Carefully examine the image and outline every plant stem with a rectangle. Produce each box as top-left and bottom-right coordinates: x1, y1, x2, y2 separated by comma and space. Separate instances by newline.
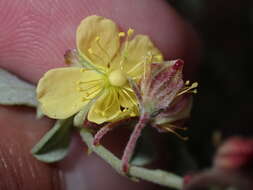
80, 128, 183, 190
122, 112, 149, 172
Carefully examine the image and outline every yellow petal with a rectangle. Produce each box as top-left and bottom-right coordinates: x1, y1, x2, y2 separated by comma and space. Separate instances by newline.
112, 35, 163, 78
76, 15, 120, 69
88, 88, 122, 124
37, 67, 102, 119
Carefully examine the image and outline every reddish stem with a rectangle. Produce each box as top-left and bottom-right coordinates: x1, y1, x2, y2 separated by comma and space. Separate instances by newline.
93, 117, 137, 146
121, 112, 150, 173
93, 123, 113, 146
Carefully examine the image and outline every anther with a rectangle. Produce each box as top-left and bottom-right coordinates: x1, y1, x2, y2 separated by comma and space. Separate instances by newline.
76, 87, 82, 92
146, 52, 153, 63
191, 82, 198, 88
95, 36, 100, 42
130, 112, 136, 117
80, 68, 85, 72
123, 108, 128, 112
76, 81, 81, 85
118, 32, 125, 37
88, 48, 93, 54
127, 28, 134, 36
154, 55, 163, 62
161, 126, 189, 141
177, 81, 198, 96
192, 89, 198, 94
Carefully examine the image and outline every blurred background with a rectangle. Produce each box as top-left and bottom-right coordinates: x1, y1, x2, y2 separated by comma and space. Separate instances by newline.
163, 0, 253, 174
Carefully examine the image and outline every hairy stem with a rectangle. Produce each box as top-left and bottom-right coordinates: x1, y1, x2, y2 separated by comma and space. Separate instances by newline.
93, 123, 113, 145
80, 128, 183, 190
93, 117, 137, 145
121, 112, 149, 172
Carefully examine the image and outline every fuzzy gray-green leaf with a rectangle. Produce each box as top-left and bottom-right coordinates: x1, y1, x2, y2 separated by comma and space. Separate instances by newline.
31, 118, 72, 163
0, 69, 37, 107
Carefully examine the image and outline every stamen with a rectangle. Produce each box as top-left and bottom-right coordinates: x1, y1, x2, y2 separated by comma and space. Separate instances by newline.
144, 52, 153, 79
124, 87, 134, 92
88, 48, 93, 54
76, 87, 82, 92
177, 82, 198, 96
77, 84, 101, 92
122, 89, 138, 107
153, 55, 163, 62
76, 79, 103, 85
191, 82, 198, 88
130, 111, 137, 117
161, 125, 188, 141
127, 53, 152, 75
127, 28, 134, 37
82, 96, 94, 101
127, 60, 144, 74
81, 86, 102, 101
165, 124, 188, 131
119, 28, 135, 70
95, 36, 100, 42
76, 78, 103, 100
118, 32, 126, 37
82, 97, 88, 101
185, 80, 190, 85
88, 47, 107, 65
94, 36, 111, 68
101, 89, 115, 116
87, 85, 101, 95
88, 86, 101, 96
131, 76, 142, 80
76, 81, 81, 85
191, 89, 198, 94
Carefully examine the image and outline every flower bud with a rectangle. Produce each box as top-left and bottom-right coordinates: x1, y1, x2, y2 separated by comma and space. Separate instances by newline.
214, 137, 253, 171
130, 59, 196, 135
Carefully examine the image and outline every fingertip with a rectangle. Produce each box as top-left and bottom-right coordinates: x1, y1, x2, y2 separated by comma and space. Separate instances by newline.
0, 0, 201, 82
0, 106, 61, 190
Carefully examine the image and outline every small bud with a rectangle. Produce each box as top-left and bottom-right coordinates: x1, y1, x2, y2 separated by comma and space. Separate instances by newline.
214, 137, 253, 171
64, 49, 79, 65
131, 59, 195, 127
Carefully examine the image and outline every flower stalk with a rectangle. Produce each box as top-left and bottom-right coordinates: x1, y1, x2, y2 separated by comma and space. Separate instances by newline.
122, 112, 150, 172
80, 128, 183, 189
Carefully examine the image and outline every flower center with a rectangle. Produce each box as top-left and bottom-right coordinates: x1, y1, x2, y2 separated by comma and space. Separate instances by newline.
108, 70, 127, 87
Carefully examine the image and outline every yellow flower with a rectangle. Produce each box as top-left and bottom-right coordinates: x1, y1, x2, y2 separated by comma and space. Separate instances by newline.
37, 15, 163, 124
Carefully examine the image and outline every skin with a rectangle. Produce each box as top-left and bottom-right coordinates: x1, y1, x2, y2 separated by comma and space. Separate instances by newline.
0, 0, 201, 189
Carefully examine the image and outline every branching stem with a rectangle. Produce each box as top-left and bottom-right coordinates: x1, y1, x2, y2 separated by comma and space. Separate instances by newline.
80, 128, 183, 190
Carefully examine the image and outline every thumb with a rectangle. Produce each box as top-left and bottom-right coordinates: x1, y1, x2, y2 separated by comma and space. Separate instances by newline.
0, 0, 201, 190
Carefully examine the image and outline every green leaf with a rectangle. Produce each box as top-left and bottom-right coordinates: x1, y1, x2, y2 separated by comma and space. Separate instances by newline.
130, 127, 156, 166
31, 118, 72, 163
0, 69, 37, 107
